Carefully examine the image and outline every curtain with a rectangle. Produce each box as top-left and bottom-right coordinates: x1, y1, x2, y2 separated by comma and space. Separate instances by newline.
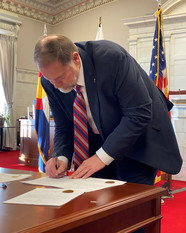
0, 34, 16, 149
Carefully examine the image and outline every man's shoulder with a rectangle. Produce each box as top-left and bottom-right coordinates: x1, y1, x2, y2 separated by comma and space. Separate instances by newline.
75, 40, 121, 48
76, 40, 128, 60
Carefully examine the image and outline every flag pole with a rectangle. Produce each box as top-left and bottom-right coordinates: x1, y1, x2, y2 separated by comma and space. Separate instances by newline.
95, 16, 104, 40
43, 23, 47, 36
156, 7, 161, 87
161, 10, 168, 98
160, 7, 172, 195
151, 2, 172, 195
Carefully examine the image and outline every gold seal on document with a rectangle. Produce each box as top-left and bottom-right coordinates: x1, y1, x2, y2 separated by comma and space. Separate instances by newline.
105, 181, 115, 184
62, 190, 74, 193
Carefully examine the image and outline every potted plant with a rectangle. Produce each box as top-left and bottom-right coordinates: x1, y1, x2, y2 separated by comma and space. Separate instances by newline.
0, 114, 10, 127
0, 114, 5, 127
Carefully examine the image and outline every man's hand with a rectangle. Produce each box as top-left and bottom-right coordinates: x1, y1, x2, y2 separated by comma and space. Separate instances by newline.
70, 154, 106, 179
45, 157, 67, 178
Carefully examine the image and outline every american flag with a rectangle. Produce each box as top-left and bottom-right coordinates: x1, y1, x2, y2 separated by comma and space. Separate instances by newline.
149, 7, 169, 98
150, 7, 171, 184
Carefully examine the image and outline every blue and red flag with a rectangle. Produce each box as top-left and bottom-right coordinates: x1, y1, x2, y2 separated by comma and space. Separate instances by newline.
149, 7, 169, 99
35, 71, 50, 172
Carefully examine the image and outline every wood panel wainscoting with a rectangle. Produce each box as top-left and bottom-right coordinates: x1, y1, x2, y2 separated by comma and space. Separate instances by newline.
19, 119, 54, 167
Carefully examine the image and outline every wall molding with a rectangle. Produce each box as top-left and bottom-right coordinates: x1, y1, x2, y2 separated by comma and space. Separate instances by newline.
16, 68, 38, 84
0, 9, 22, 37
0, 0, 115, 25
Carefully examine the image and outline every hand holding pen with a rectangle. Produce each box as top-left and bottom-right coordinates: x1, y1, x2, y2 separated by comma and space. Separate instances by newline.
45, 155, 68, 178
55, 156, 59, 178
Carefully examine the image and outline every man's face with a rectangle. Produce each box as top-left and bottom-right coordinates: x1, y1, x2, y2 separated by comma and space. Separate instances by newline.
39, 52, 80, 93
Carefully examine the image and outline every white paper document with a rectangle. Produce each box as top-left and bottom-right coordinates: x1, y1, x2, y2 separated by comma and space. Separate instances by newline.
22, 176, 125, 192
0, 173, 31, 183
4, 188, 84, 206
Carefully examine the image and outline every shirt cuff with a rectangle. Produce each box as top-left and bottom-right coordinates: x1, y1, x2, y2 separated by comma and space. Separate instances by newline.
96, 147, 114, 165
57, 156, 69, 168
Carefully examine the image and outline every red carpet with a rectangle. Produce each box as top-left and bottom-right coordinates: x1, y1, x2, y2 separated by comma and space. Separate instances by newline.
0, 150, 38, 172
0, 150, 186, 232
162, 191, 186, 233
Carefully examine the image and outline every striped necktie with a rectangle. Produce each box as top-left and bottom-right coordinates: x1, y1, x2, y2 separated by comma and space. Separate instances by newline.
73, 85, 89, 170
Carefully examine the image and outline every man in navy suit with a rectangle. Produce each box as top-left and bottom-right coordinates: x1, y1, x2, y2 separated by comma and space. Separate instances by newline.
34, 35, 182, 185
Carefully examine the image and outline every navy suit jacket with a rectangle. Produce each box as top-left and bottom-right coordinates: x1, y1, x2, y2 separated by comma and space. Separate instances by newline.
41, 40, 182, 175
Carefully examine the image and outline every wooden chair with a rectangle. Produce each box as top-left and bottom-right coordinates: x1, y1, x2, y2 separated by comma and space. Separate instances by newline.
155, 171, 172, 196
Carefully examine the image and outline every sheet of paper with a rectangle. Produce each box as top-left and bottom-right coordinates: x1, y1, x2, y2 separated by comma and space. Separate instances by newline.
22, 176, 125, 192
3, 188, 84, 206
0, 173, 31, 183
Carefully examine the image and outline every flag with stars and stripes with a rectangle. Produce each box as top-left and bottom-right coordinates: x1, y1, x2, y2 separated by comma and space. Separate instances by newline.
149, 7, 169, 99
150, 7, 171, 185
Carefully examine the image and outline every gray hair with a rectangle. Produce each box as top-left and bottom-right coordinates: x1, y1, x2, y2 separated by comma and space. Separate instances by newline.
34, 34, 78, 67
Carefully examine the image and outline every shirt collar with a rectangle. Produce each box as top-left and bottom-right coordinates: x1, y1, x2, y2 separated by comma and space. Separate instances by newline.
76, 57, 85, 87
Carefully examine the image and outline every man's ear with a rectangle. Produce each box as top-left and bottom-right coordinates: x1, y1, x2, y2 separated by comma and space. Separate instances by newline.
72, 52, 80, 64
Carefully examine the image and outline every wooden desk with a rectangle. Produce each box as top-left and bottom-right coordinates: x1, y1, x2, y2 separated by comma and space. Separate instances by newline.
0, 168, 166, 233
19, 119, 55, 166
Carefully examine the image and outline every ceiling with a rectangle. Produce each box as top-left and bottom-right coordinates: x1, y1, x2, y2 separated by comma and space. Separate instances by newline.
0, 0, 115, 24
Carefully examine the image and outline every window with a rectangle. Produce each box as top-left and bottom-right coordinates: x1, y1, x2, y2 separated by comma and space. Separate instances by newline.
0, 79, 6, 115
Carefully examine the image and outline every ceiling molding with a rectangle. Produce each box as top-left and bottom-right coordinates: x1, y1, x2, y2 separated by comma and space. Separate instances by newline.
0, 9, 22, 37
0, 0, 115, 25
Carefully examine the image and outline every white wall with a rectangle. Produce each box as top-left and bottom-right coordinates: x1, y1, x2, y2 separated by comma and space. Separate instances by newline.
17, 17, 53, 70
54, 0, 167, 49
15, 17, 53, 119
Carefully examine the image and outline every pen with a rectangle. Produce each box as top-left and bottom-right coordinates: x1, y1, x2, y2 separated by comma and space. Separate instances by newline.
55, 156, 59, 178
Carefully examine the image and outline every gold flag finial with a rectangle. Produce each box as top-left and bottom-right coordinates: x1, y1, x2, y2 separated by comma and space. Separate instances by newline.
99, 17, 102, 27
